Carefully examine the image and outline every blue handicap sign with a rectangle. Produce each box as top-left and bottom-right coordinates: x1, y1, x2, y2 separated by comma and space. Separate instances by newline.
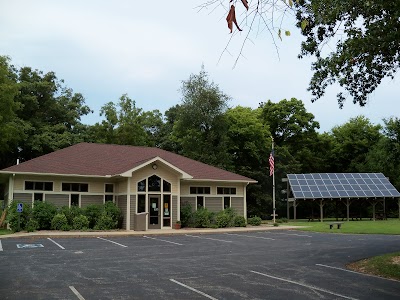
17, 203, 23, 213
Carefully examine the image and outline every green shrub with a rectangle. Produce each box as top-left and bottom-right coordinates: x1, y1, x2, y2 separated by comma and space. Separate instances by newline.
32, 201, 57, 230
247, 216, 262, 226
84, 204, 103, 228
223, 207, 237, 227
51, 213, 69, 231
72, 214, 89, 230
273, 222, 279, 227
94, 214, 115, 230
193, 207, 213, 228
26, 218, 39, 232
103, 202, 123, 229
234, 215, 247, 227
215, 211, 230, 228
280, 218, 288, 223
180, 202, 194, 228
59, 205, 82, 226
6, 201, 32, 232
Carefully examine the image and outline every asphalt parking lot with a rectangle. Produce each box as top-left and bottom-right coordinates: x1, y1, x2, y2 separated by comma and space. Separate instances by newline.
1, 230, 399, 299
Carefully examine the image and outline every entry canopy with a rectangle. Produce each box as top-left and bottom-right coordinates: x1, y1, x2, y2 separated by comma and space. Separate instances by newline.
287, 173, 400, 200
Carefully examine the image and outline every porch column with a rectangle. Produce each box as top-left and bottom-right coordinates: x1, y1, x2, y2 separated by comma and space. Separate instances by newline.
126, 178, 131, 230
8, 175, 14, 205
293, 200, 297, 222
243, 183, 247, 220
372, 201, 376, 221
177, 179, 181, 222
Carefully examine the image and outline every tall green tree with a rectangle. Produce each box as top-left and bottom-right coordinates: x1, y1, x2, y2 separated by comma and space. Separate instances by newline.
171, 67, 232, 169
0, 56, 21, 163
14, 67, 92, 163
330, 116, 382, 172
91, 94, 163, 146
365, 117, 400, 189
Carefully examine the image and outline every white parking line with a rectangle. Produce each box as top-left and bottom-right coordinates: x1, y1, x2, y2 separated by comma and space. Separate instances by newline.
315, 264, 399, 282
97, 237, 128, 248
170, 279, 218, 300
143, 236, 183, 246
225, 233, 275, 240
47, 238, 65, 250
265, 232, 313, 237
69, 286, 85, 300
250, 270, 358, 300
0, 240, 2, 251
185, 234, 232, 243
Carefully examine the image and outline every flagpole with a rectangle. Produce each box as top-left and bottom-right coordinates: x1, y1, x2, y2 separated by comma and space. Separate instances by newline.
271, 137, 276, 224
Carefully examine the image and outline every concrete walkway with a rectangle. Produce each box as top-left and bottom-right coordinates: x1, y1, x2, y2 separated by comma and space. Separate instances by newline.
0, 225, 305, 239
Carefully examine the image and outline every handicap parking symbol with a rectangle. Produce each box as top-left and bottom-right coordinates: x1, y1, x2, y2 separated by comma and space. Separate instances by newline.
17, 203, 23, 213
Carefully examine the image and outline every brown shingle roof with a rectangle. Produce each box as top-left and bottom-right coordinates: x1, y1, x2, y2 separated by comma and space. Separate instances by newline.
1, 143, 256, 182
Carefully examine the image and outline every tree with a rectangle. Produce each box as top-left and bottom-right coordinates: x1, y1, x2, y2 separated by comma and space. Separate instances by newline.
203, 0, 400, 107
171, 67, 232, 169
91, 94, 163, 146
13, 67, 92, 163
365, 117, 400, 189
0, 56, 21, 161
330, 116, 382, 172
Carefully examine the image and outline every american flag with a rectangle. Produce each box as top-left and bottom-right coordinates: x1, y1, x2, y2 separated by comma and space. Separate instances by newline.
269, 149, 274, 176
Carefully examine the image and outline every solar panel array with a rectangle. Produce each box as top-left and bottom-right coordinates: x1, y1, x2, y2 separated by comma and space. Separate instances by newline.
287, 173, 400, 199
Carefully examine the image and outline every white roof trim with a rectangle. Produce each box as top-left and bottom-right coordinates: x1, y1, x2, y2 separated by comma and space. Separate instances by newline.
120, 156, 193, 179
0, 171, 111, 178
182, 178, 258, 184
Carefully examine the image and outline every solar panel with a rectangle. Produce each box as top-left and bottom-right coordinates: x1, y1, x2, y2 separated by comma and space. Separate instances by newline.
287, 173, 400, 199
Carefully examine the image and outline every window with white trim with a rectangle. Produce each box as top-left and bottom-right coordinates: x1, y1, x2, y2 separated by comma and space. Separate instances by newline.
190, 187, 210, 194
197, 196, 204, 208
25, 181, 53, 191
217, 187, 236, 195
224, 197, 231, 209
62, 183, 88, 192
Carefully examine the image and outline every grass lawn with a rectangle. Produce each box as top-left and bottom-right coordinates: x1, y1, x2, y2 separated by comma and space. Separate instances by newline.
347, 252, 400, 281
0, 228, 12, 235
284, 219, 400, 234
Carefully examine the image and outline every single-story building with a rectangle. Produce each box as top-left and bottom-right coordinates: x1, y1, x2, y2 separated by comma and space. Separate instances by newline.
0, 143, 256, 230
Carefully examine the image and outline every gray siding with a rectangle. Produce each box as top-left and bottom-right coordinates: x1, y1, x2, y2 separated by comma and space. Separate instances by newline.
205, 197, 222, 213
172, 195, 178, 224
13, 193, 32, 206
46, 194, 69, 207
231, 197, 244, 216
130, 195, 136, 230
81, 195, 103, 208
117, 195, 127, 229
181, 197, 195, 210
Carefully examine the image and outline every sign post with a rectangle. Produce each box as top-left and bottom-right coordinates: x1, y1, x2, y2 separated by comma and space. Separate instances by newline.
17, 203, 23, 231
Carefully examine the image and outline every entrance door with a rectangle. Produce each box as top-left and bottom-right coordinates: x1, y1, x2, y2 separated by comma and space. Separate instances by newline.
148, 195, 161, 229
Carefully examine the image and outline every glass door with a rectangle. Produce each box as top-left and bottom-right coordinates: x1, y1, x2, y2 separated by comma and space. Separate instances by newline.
148, 195, 161, 229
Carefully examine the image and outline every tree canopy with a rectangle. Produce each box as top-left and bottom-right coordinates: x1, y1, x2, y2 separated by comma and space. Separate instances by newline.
204, 0, 400, 107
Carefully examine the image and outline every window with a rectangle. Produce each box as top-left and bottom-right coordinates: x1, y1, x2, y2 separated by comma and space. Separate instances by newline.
224, 197, 230, 209
197, 196, 204, 208
138, 179, 146, 192
190, 187, 211, 194
62, 183, 89, 192
148, 175, 161, 192
105, 195, 114, 202
105, 184, 114, 193
163, 195, 171, 227
34, 193, 43, 201
217, 187, 236, 195
71, 194, 79, 206
163, 180, 171, 192
25, 181, 53, 191
137, 194, 146, 213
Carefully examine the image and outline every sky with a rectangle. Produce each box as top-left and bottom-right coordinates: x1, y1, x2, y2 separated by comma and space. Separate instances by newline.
1, 0, 399, 133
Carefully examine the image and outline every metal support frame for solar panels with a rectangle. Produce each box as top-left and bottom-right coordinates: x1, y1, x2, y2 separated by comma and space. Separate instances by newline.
285, 173, 400, 222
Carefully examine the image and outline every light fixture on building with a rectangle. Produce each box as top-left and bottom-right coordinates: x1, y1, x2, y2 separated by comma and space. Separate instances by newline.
152, 164, 158, 170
